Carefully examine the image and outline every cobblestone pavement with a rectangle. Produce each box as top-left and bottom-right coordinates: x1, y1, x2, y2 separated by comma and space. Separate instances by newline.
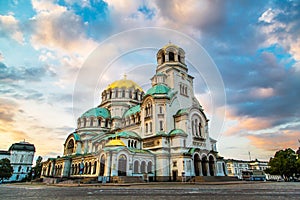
0, 182, 299, 200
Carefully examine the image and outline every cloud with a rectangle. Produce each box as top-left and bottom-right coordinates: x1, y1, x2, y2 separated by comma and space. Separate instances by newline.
0, 98, 30, 148
30, 0, 97, 57
258, 1, 300, 61
0, 14, 24, 44
0, 61, 54, 82
223, 108, 272, 136
0, 52, 4, 61
246, 130, 300, 152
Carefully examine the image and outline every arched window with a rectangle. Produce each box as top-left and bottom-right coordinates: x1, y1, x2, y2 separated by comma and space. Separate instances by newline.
129, 91, 132, 98
122, 90, 125, 98
84, 163, 88, 174
90, 118, 93, 127
147, 161, 152, 173
18, 165, 22, 172
98, 118, 101, 127
128, 140, 131, 147
93, 161, 97, 174
199, 122, 202, 137
195, 119, 198, 136
145, 123, 148, 133
133, 160, 139, 173
150, 122, 152, 132
109, 90, 112, 99
88, 162, 92, 174
83, 118, 86, 127
192, 121, 194, 135
115, 90, 118, 98
66, 139, 74, 154
169, 52, 174, 61
134, 141, 137, 148
159, 120, 163, 131
131, 140, 134, 148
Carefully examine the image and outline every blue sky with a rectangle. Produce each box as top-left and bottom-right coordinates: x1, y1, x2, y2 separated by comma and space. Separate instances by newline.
0, 0, 300, 161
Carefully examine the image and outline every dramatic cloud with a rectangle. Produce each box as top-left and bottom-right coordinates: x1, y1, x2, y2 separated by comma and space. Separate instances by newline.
30, 0, 97, 56
1, 0, 300, 160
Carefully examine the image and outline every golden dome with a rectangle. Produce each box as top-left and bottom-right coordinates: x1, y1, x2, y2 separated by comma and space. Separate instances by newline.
106, 75, 143, 91
105, 139, 126, 147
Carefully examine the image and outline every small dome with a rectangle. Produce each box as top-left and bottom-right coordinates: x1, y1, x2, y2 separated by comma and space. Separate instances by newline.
105, 139, 126, 147
81, 107, 110, 119
162, 43, 179, 50
146, 84, 170, 95
106, 76, 143, 91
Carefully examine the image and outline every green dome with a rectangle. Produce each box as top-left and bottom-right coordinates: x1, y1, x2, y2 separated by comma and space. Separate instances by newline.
146, 84, 170, 96
124, 105, 140, 117
81, 107, 110, 119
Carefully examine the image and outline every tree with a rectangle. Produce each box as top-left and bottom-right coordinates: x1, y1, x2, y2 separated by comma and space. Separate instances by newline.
0, 158, 13, 182
268, 148, 298, 180
32, 156, 43, 179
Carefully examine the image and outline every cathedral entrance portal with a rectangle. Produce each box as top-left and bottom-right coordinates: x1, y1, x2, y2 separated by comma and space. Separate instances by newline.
202, 156, 208, 176
194, 154, 201, 176
118, 155, 127, 176
172, 170, 178, 181
100, 155, 105, 176
209, 156, 215, 176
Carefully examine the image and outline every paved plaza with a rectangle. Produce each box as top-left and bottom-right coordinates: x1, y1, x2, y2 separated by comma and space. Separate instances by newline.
0, 182, 299, 200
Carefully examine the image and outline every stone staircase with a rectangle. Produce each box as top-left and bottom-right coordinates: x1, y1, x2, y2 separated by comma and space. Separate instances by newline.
111, 176, 144, 183
194, 176, 239, 182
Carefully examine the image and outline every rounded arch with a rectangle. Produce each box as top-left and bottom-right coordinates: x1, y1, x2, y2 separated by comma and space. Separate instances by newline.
147, 161, 152, 173
118, 154, 127, 176
66, 139, 75, 155
99, 154, 105, 176
133, 160, 139, 173
193, 153, 201, 176
201, 155, 208, 176
141, 160, 146, 174
208, 155, 216, 176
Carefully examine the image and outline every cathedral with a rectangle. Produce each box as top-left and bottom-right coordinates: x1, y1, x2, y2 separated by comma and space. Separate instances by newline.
41, 43, 227, 182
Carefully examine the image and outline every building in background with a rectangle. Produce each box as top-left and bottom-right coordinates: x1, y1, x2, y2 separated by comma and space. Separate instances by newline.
0, 141, 35, 182
225, 159, 269, 179
42, 43, 227, 183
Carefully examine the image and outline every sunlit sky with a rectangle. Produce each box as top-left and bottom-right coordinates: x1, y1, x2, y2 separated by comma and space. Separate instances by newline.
0, 0, 299, 162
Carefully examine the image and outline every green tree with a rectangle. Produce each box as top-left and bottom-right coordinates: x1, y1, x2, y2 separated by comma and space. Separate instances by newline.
268, 148, 297, 180
0, 158, 13, 182
33, 156, 43, 179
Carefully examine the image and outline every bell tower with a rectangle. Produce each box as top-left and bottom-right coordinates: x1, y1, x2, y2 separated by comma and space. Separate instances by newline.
151, 43, 198, 109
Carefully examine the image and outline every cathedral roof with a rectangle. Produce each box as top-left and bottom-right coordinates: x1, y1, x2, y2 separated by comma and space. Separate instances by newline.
106, 76, 143, 91
161, 43, 180, 51
169, 129, 188, 137
117, 131, 141, 139
124, 105, 140, 117
146, 84, 170, 96
81, 107, 110, 119
105, 139, 126, 147
73, 133, 81, 141
9, 142, 35, 152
